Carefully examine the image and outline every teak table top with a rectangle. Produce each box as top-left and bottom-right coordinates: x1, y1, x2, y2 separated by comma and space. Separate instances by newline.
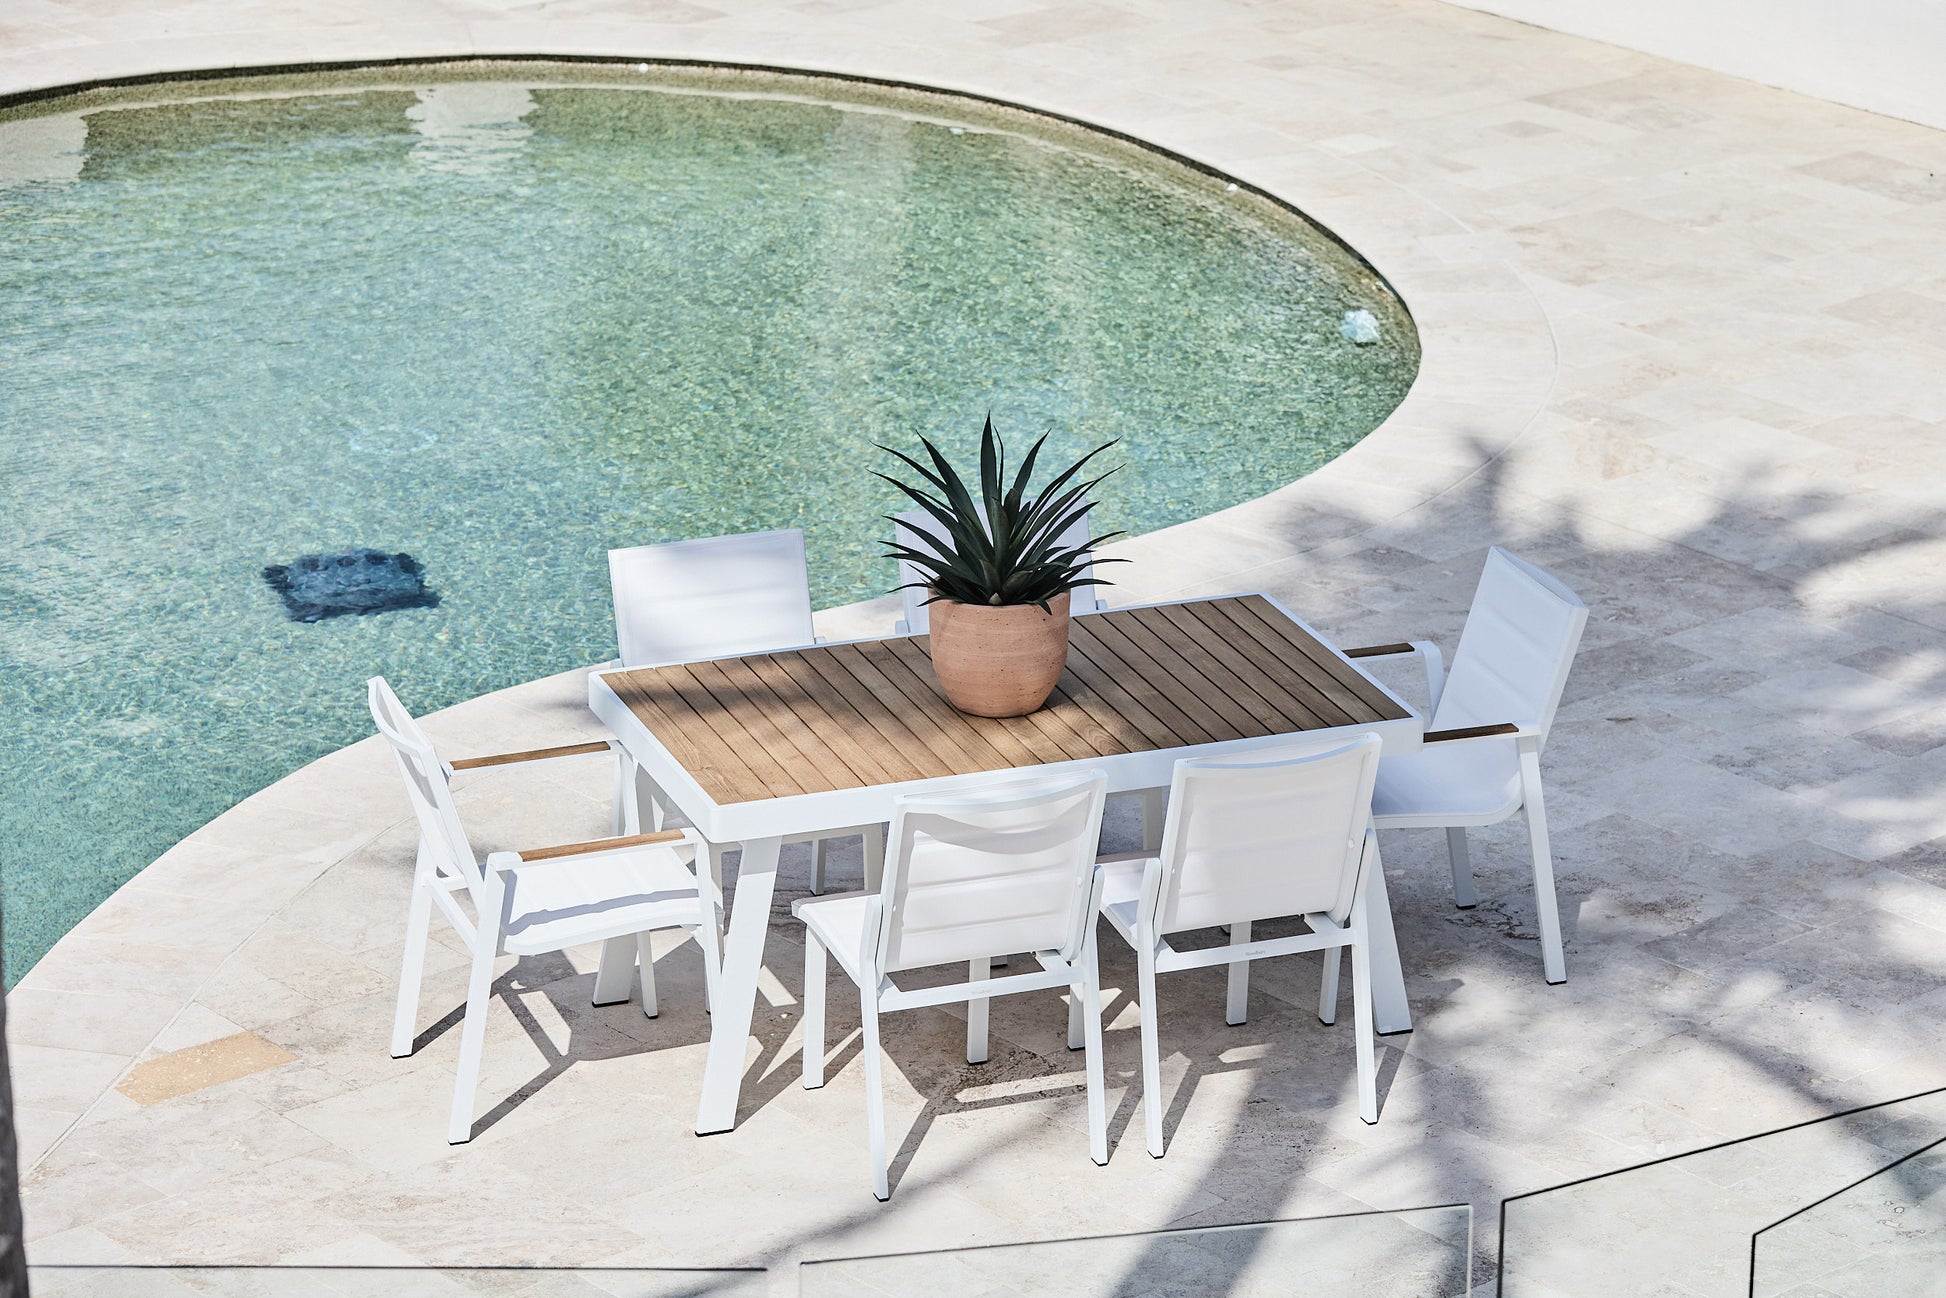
604, 595, 1410, 807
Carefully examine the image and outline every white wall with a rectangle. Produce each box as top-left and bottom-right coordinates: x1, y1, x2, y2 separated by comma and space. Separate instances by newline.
1445, 0, 1946, 131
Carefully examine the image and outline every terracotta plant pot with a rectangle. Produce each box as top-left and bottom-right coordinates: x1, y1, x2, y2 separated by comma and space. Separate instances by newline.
926, 590, 1072, 718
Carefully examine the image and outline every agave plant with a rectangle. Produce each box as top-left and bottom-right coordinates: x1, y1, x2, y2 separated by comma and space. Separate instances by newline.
878, 414, 1124, 611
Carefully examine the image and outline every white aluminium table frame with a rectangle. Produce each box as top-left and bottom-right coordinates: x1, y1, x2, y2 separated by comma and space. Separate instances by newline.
589, 593, 1425, 1135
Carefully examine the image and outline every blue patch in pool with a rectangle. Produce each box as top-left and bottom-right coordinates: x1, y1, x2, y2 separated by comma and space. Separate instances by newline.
262, 549, 439, 622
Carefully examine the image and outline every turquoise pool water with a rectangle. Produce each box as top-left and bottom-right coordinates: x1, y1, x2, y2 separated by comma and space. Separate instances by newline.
0, 64, 1418, 980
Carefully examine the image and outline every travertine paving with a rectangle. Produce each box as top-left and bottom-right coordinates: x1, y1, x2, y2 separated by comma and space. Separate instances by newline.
6, 2, 1946, 1294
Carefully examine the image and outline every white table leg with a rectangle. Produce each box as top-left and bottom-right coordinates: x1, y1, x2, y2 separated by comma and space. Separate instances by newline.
1364, 846, 1413, 1036
695, 835, 782, 1135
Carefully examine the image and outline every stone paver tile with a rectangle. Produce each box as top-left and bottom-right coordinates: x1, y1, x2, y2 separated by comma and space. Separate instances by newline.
1806, 745, 1946, 861
7, 1045, 132, 1117
1576, 755, 1825, 857
4, 987, 182, 1058
19, 1148, 170, 1244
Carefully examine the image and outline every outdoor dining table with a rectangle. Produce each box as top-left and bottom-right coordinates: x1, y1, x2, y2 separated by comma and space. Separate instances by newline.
589, 592, 1425, 1135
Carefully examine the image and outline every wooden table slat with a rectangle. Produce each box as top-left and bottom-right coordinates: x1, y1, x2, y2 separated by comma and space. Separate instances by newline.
880, 638, 1061, 768
685, 658, 843, 796
832, 642, 1010, 777
868, 639, 1037, 771
900, 636, 1121, 765
1233, 595, 1409, 720
1042, 648, 1185, 752
759, 651, 916, 787
606, 598, 1407, 805
1123, 604, 1294, 735
1203, 598, 1364, 725
657, 663, 813, 800
1034, 682, 1138, 757
708, 655, 864, 793
791, 649, 948, 785
609, 672, 777, 805
1064, 622, 1220, 747
1075, 616, 1234, 743
1011, 681, 1129, 761
1151, 600, 1331, 731
1177, 600, 1340, 729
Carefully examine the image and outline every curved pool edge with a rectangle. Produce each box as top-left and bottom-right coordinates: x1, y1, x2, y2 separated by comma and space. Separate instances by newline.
3, 33, 1556, 1172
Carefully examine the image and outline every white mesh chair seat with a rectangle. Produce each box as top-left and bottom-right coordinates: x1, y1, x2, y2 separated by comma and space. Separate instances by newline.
1370, 738, 1522, 825
1095, 855, 1146, 933
794, 770, 1110, 1199
791, 892, 872, 983
500, 848, 704, 956
1356, 547, 1587, 984
1098, 734, 1387, 1157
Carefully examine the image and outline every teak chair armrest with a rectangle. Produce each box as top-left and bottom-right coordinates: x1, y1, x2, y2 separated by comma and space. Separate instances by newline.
1422, 722, 1522, 743
499, 829, 692, 864
447, 740, 616, 771
1342, 642, 1416, 659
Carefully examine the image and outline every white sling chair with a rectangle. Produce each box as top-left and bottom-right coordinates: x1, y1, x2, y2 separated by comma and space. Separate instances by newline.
608, 526, 886, 900
371, 677, 715, 1144
891, 507, 1110, 636
794, 770, 1111, 1200
1345, 547, 1588, 984
1097, 734, 1386, 1156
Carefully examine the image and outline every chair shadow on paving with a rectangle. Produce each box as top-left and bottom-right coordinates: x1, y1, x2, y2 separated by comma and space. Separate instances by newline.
408, 946, 720, 1143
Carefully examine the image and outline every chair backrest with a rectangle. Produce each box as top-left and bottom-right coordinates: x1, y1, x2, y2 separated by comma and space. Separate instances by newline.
367, 677, 484, 906
1430, 547, 1588, 745
1151, 734, 1382, 935
609, 528, 817, 668
893, 507, 1102, 635
874, 770, 1108, 975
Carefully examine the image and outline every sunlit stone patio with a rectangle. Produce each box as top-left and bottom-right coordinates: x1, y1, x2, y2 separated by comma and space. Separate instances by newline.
6, 1, 1945, 1293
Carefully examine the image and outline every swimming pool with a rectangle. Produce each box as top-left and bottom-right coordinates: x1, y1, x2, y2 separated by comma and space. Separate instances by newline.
0, 62, 1418, 980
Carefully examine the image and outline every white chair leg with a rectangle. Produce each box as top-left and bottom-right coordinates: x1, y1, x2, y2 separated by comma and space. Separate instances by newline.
1225, 920, 1252, 1026
1067, 986, 1084, 1050
811, 838, 827, 895
391, 855, 434, 1058
862, 824, 886, 893
1520, 749, 1567, 985
967, 957, 990, 1065
592, 935, 636, 1006
801, 933, 827, 1089
1079, 945, 1108, 1167
1140, 787, 1167, 852
635, 931, 659, 1018
860, 987, 889, 1200
1350, 930, 1378, 1125
448, 941, 497, 1144
1137, 942, 1165, 1158
1446, 827, 1477, 909
611, 754, 631, 835
1317, 946, 1342, 1026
